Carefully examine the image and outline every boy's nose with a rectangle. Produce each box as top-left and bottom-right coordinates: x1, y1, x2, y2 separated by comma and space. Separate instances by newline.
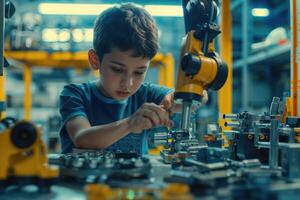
121, 75, 134, 89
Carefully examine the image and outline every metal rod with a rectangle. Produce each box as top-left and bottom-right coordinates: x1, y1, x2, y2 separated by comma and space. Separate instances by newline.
224, 121, 240, 128
255, 122, 271, 129
269, 118, 279, 168
202, 0, 214, 55
181, 101, 192, 131
291, 0, 298, 116
223, 114, 238, 120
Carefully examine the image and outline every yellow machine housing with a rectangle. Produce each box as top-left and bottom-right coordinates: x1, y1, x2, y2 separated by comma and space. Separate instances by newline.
175, 30, 227, 102
174, 0, 228, 103
0, 119, 58, 188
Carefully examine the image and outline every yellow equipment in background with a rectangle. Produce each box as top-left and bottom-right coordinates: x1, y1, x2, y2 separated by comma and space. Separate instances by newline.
0, 118, 59, 190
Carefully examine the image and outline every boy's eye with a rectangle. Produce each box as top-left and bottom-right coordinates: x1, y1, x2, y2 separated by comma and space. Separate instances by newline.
134, 71, 145, 76
111, 67, 123, 73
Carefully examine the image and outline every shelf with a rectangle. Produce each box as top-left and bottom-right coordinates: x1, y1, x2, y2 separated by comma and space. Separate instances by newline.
233, 42, 290, 70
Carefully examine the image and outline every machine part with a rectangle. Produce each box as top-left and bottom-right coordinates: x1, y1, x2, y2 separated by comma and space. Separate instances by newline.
52, 151, 152, 187
0, 119, 58, 190
223, 111, 259, 132
204, 124, 223, 148
223, 109, 279, 162
196, 147, 229, 163
1, 1, 15, 75
0, 117, 16, 130
286, 116, 300, 128
174, 0, 228, 130
4, 1, 15, 19
181, 100, 192, 131
281, 143, 300, 180
270, 97, 281, 116
269, 118, 279, 168
10, 121, 37, 148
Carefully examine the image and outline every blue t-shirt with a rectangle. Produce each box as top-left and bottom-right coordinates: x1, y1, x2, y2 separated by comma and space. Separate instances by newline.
59, 80, 172, 155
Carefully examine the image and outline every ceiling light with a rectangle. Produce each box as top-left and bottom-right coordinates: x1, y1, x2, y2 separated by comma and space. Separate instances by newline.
144, 5, 183, 17
252, 8, 270, 17
38, 3, 183, 17
38, 3, 114, 15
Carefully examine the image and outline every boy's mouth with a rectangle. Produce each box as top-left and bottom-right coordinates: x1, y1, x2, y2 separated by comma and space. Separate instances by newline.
116, 91, 130, 98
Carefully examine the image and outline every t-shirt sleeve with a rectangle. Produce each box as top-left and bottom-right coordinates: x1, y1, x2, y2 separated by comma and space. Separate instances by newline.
145, 83, 174, 105
59, 84, 88, 125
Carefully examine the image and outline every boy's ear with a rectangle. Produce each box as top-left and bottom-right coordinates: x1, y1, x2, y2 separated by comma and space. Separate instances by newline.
88, 49, 100, 70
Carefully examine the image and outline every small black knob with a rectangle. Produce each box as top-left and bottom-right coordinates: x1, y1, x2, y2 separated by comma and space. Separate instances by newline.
10, 122, 37, 148
181, 53, 201, 77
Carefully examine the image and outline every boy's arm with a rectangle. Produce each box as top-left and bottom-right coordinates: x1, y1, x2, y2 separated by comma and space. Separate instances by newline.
66, 116, 131, 149
66, 103, 172, 149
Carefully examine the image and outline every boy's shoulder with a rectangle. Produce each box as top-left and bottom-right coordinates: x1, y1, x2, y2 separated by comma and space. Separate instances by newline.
138, 82, 172, 92
136, 82, 160, 94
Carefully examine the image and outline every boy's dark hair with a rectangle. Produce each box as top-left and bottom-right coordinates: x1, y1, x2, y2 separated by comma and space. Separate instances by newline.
93, 3, 159, 61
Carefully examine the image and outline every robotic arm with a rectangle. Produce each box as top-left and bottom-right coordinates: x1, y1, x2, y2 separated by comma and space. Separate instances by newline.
174, 0, 228, 131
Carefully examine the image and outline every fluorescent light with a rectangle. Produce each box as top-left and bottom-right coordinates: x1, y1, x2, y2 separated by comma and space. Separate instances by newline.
252, 8, 270, 17
144, 5, 183, 17
42, 28, 58, 42
84, 29, 93, 42
72, 29, 84, 42
58, 29, 70, 42
38, 3, 114, 15
38, 3, 183, 17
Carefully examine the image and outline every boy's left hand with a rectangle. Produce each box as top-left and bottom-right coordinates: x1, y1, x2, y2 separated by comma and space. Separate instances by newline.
160, 90, 208, 115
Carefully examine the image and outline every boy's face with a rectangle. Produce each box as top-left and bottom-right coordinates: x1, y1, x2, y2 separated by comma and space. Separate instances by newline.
98, 48, 150, 100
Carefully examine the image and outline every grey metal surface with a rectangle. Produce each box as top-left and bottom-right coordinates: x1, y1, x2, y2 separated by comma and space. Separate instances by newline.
181, 101, 192, 131
269, 118, 279, 168
233, 43, 290, 69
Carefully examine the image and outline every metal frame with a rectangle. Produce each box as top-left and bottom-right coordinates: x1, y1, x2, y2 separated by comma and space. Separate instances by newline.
0, 0, 5, 119
241, 0, 250, 110
291, 0, 299, 116
219, 0, 233, 133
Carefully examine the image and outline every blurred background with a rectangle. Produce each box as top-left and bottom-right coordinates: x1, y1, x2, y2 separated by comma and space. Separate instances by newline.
2, 0, 291, 152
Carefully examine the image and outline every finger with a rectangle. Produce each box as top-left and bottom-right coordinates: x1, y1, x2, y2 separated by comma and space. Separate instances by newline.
145, 103, 170, 124
202, 90, 208, 105
142, 109, 161, 127
142, 118, 153, 130
168, 120, 174, 128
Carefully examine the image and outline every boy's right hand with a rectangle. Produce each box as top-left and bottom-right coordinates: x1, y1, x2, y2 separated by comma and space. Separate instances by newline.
127, 103, 173, 134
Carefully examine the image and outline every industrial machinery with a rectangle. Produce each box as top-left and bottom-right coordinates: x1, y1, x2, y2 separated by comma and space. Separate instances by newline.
0, 117, 59, 191
49, 152, 153, 187
224, 96, 299, 164
159, 0, 228, 163
174, 0, 228, 132
157, 0, 228, 164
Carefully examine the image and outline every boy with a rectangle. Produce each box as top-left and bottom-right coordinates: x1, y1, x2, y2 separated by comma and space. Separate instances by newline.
59, 3, 206, 154
59, 3, 174, 155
